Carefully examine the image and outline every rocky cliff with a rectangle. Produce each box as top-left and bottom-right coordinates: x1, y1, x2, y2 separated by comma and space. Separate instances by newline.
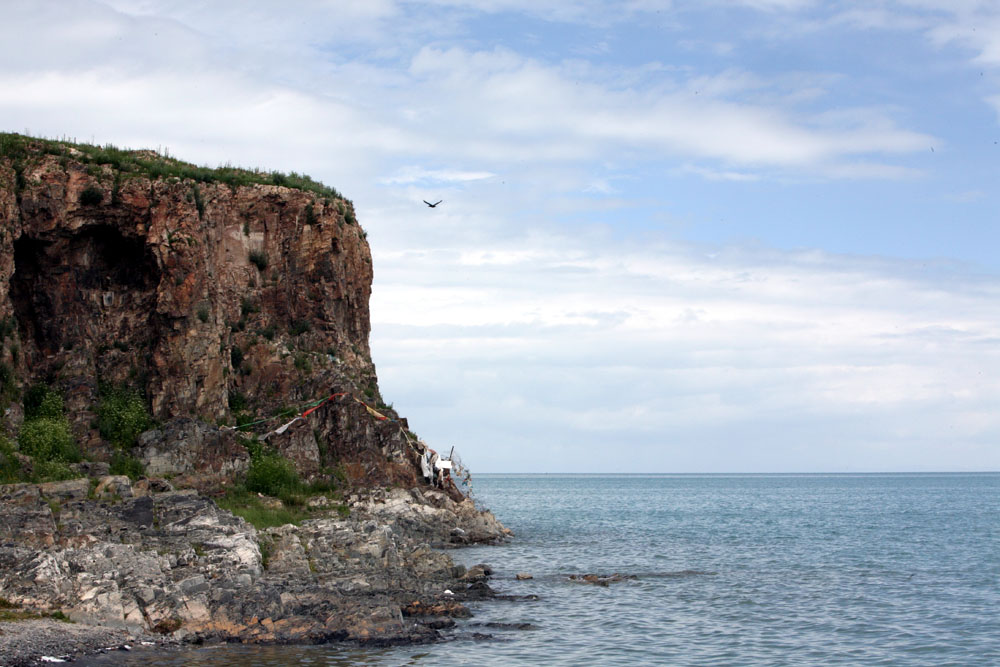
0, 135, 508, 662
0, 134, 428, 489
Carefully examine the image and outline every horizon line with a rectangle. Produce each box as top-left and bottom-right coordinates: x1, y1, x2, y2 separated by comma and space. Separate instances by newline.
472, 470, 1000, 475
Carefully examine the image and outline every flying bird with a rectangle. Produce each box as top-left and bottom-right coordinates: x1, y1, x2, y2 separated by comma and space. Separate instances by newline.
423, 200, 442, 208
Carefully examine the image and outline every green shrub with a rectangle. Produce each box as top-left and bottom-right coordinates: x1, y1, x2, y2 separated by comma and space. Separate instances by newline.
0, 436, 23, 483
111, 173, 121, 206
110, 452, 145, 480
230, 346, 244, 369
13, 163, 26, 193
289, 319, 311, 336
227, 389, 248, 412
304, 203, 317, 225
0, 316, 15, 340
248, 250, 268, 271
18, 417, 80, 463
79, 185, 103, 206
33, 458, 77, 482
234, 412, 255, 431
259, 324, 277, 341
49, 610, 73, 623
23, 384, 64, 420
196, 305, 209, 323
293, 353, 311, 373
240, 297, 259, 318
97, 387, 152, 449
191, 185, 205, 218
245, 452, 301, 499
0, 134, 28, 160
0, 362, 17, 404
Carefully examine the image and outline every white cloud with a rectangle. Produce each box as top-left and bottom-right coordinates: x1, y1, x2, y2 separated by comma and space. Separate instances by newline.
0, 1, 936, 186
380, 167, 496, 185
680, 164, 761, 181
726, 0, 816, 12
369, 223, 1000, 471
405, 46, 933, 172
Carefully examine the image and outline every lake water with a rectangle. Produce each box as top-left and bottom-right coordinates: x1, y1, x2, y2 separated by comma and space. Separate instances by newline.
83, 473, 1000, 665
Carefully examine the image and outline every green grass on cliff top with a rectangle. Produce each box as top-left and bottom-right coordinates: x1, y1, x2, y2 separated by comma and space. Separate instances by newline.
0, 132, 347, 202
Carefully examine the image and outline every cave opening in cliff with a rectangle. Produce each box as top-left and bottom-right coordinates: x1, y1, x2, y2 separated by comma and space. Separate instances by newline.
10, 225, 160, 361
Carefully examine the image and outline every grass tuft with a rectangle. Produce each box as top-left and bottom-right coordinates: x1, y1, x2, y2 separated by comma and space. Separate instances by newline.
216, 488, 309, 529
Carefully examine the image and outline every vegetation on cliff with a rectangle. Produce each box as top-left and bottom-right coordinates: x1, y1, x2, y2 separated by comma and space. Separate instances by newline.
9, 384, 80, 482
0, 132, 348, 202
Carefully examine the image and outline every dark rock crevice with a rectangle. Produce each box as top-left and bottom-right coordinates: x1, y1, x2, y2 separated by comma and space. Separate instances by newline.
10, 225, 160, 364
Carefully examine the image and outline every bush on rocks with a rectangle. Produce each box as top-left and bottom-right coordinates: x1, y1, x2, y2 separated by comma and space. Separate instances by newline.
0, 436, 23, 483
110, 452, 146, 480
18, 416, 80, 463
10, 384, 81, 482
245, 451, 302, 500
97, 386, 153, 449
32, 458, 77, 482
23, 384, 64, 420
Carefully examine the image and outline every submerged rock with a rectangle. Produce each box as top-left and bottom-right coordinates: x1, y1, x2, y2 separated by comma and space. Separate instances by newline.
567, 573, 637, 586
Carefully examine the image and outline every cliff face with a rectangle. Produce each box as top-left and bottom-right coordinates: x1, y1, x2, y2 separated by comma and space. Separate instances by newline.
0, 139, 416, 489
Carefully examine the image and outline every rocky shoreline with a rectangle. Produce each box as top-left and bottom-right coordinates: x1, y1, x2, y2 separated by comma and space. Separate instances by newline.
0, 619, 166, 666
0, 476, 510, 666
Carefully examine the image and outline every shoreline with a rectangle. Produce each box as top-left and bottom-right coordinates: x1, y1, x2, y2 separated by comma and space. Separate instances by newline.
0, 619, 169, 666
0, 480, 510, 662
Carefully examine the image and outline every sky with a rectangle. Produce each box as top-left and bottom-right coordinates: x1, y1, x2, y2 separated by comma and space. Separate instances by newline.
1, 0, 998, 473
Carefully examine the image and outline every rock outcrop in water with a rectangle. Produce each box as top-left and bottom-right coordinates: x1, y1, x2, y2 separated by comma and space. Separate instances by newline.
0, 135, 509, 661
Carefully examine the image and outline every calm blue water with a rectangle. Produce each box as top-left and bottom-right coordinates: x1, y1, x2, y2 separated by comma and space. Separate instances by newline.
85, 474, 1000, 665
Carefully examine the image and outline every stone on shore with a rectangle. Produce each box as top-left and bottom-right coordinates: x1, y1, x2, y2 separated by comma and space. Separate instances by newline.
0, 478, 509, 652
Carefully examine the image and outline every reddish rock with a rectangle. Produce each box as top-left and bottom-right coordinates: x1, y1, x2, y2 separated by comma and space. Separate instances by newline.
401, 600, 472, 619
0, 140, 419, 489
